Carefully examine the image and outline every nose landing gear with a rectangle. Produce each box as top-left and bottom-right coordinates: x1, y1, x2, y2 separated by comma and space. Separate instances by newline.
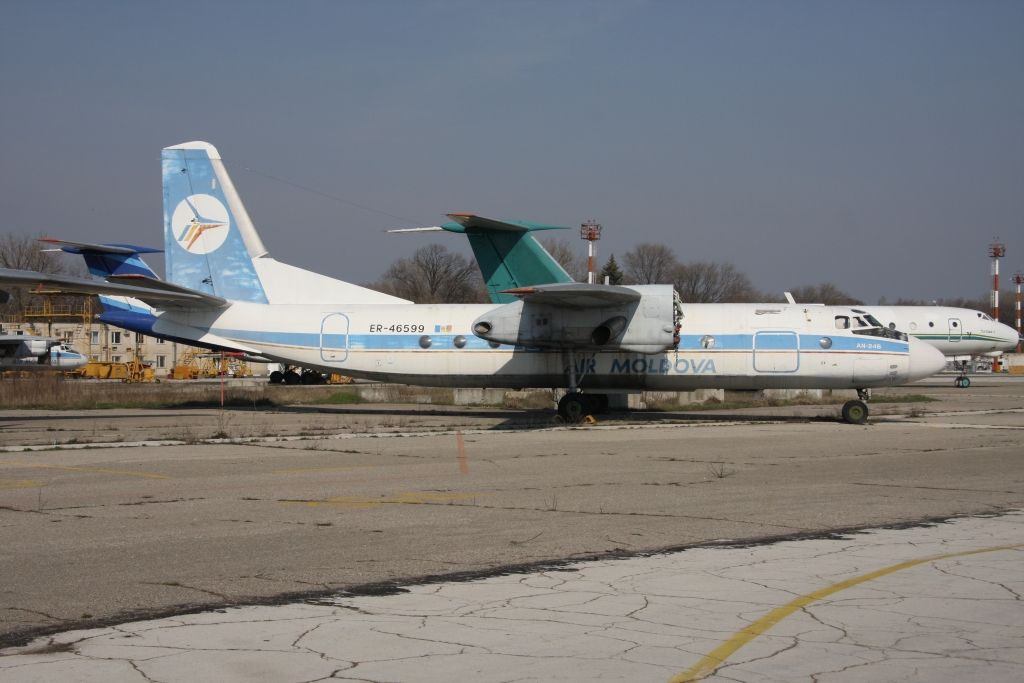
841, 388, 871, 425
953, 361, 971, 388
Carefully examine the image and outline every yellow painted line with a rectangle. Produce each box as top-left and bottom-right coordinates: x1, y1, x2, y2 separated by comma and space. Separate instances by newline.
0, 479, 45, 490
671, 543, 1024, 682
0, 460, 171, 480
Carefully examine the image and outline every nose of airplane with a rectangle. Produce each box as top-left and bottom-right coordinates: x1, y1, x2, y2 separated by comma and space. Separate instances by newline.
995, 322, 1020, 352
907, 336, 947, 382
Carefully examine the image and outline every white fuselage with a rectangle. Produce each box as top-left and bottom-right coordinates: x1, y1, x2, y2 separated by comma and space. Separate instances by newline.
153, 301, 945, 391
857, 306, 1019, 360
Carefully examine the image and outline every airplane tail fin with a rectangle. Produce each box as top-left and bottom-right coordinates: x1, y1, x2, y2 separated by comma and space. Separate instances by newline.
39, 238, 162, 322
161, 142, 269, 303
40, 239, 161, 279
393, 214, 574, 303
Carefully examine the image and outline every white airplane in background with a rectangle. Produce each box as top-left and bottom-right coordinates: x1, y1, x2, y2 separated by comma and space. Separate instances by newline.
0, 141, 947, 424
0, 333, 86, 371
782, 295, 1019, 388
856, 307, 1017, 387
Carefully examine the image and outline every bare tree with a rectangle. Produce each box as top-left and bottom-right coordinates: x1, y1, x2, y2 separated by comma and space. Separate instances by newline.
623, 243, 677, 284
0, 234, 69, 273
373, 244, 483, 303
673, 261, 757, 303
538, 238, 585, 282
787, 283, 863, 306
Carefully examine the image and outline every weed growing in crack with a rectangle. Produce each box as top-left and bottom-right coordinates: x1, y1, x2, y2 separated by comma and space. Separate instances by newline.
706, 462, 735, 479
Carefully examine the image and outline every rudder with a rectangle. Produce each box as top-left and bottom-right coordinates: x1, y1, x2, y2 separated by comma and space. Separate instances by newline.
162, 141, 268, 303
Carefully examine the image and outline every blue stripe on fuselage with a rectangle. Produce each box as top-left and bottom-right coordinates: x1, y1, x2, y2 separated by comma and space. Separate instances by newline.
212, 328, 908, 354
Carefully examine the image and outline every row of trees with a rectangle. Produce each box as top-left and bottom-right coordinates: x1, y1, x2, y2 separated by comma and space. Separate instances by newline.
367, 238, 865, 307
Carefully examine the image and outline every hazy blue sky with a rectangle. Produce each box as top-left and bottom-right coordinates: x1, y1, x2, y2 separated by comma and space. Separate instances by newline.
2, 0, 1021, 303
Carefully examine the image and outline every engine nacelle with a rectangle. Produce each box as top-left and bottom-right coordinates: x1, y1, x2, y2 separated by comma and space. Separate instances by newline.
472, 285, 677, 354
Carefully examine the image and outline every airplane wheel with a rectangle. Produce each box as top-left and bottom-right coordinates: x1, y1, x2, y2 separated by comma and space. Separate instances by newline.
284, 370, 301, 385
592, 394, 609, 414
269, 371, 284, 384
558, 393, 588, 423
955, 377, 970, 388
841, 400, 869, 425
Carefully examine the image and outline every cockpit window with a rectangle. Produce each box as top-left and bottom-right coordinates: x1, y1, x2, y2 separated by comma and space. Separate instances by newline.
978, 312, 992, 320
845, 312, 909, 341
863, 314, 883, 328
834, 316, 850, 329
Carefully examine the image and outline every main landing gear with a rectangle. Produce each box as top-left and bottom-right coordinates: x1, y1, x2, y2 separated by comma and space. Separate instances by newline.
557, 349, 610, 423
841, 388, 871, 425
953, 360, 971, 388
557, 392, 609, 423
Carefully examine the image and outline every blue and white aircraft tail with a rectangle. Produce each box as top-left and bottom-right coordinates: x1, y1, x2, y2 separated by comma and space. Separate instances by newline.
41, 238, 163, 334
162, 142, 406, 306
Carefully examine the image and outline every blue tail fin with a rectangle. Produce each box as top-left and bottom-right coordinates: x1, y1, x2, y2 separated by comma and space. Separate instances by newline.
40, 239, 161, 278
161, 142, 268, 303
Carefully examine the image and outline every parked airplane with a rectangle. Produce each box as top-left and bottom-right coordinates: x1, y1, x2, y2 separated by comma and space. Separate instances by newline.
407, 218, 1015, 391
850, 307, 1016, 387
0, 141, 947, 423
0, 333, 86, 371
781, 294, 1019, 388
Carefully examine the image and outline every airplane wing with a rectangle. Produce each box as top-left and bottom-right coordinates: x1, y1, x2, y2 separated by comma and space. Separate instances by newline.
0, 268, 227, 309
501, 283, 642, 308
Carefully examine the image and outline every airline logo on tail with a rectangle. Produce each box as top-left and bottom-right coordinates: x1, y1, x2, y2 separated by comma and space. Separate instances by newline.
172, 194, 230, 254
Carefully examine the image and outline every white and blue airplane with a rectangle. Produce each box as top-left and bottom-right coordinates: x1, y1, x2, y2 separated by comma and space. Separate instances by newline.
0, 141, 947, 423
402, 216, 1017, 392
0, 333, 86, 371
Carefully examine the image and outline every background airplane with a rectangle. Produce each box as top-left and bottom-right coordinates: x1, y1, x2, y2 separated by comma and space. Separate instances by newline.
0, 333, 86, 371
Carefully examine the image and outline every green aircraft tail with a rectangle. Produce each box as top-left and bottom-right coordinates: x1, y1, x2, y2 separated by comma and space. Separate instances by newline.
440, 213, 574, 303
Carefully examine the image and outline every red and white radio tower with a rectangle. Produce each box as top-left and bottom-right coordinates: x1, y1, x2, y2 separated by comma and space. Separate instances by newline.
989, 242, 1006, 372
989, 241, 1005, 320
1014, 272, 1023, 353
581, 220, 602, 284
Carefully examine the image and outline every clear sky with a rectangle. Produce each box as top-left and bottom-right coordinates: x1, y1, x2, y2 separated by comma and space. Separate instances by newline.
2, 0, 1021, 303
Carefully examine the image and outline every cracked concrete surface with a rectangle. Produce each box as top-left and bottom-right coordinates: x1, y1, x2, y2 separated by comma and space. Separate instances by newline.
1, 512, 1021, 682
1, 377, 1022, 679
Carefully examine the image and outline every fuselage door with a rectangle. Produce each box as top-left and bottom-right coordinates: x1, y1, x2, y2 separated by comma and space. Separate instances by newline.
320, 313, 350, 362
947, 318, 962, 343
753, 331, 799, 373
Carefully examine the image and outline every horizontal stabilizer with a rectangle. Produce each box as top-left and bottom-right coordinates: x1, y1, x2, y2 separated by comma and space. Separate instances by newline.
442, 214, 568, 234
502, 283, 642, 308
39, 238, 162, 255
0, 268, 226, 309
105, 275, 228, 308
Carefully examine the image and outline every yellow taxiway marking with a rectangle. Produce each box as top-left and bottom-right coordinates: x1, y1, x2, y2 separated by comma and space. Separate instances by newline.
671, 543, 1024, 682
280, 491, 488, 510
0, 478, 45, 490
0, 460, 171, 480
